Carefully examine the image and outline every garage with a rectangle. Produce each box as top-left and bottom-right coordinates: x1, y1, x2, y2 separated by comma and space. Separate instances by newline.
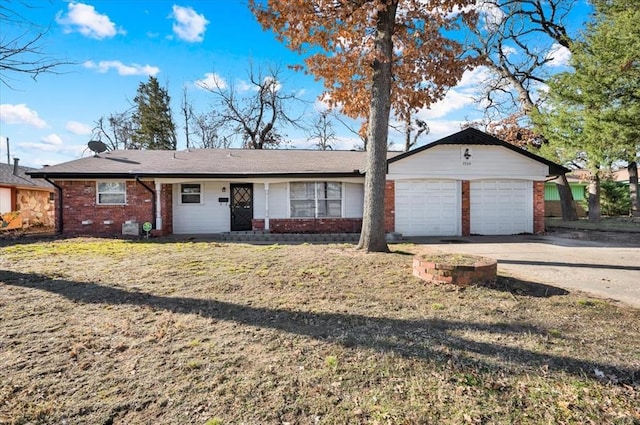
470, 180, 533, 235
395, 180, 461, 236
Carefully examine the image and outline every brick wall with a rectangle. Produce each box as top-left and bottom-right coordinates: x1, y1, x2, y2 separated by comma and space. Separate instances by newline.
57, 180, 155, 236
158, 183, 173, 236
384, 180, 395, 233
533, 181, 545, 234
270, 218, 362, 233
461, 180, 470, 236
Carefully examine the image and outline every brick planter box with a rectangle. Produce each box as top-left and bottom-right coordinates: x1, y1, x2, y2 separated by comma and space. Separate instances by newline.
412, 254, 497, 287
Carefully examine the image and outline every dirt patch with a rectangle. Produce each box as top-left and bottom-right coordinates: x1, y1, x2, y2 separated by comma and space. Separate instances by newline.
1, 238, 638, 424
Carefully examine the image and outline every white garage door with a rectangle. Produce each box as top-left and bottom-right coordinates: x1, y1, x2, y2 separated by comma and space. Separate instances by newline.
395, 180, 460, 236
471, 180, 533, 235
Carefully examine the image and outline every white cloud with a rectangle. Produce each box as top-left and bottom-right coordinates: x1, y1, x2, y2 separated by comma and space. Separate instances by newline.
263, 76, 282, 93
66, 121, 92, 135
456, 66, 492, 89
56, 2, 124, 39
170, 5, 209, 42
501, 45, 517, 58
416, 89, 475, 120
546, 43, 572, 67
195, 72, 227, 90
478, 0, 505, 30
0, 104, 47, 128
84, 60, 160, 76
42, 134, 63, 146
236, 80, 253, 92
234, 77, 281, 93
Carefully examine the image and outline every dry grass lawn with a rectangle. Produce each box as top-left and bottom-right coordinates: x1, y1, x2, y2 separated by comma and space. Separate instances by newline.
0, 237, 638, 424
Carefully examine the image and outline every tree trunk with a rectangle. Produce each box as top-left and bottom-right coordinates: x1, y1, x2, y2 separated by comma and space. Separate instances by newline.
587, 173, 601, 222
357, 1, 397, 253
555, 174, 578, 220
629, 161, 639, 217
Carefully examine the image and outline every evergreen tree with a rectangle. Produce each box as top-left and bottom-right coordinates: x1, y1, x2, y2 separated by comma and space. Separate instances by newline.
132, 76, 177, 150
535, 0, 640, 220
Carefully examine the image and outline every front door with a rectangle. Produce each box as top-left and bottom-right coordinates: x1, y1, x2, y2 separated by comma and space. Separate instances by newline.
230, 183, 253, 231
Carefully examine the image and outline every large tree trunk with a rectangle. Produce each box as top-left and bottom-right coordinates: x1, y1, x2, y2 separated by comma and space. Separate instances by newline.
555, 174, 578, 220
357, 1, 397, 253
629, 161, 639, 217
587, 173, 601, 222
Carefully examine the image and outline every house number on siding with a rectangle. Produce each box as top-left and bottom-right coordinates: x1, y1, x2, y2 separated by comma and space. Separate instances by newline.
462, 147, 472, 166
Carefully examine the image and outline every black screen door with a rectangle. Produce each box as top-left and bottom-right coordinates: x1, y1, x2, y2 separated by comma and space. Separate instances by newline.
230, 184, 253, 231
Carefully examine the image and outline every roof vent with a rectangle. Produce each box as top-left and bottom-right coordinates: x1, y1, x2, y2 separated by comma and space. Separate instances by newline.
13, 158, 19, 175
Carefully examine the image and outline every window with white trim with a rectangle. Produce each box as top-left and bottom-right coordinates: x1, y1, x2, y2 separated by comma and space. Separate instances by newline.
290, 182, 342, 218
97, 182, 126, 205
181, 183, 202, 204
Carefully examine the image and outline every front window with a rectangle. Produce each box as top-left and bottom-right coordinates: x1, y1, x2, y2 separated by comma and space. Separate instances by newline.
290, 182, 342, 218
97, 182, 126, 205
181, 183, 202, 204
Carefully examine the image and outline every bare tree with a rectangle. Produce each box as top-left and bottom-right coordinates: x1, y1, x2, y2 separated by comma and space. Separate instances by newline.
180, 86, 194, 149
93, 111, 136, 151
465, 0, 576, 117
199, 64, 306, 149
464, 0, 579, 220
192, 111, 230, 148
0, 1, 71, 87
306, 110, 337, 150
391, 115, 429, 152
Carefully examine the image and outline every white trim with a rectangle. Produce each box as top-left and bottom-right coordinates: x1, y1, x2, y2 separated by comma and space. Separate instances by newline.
264, 182, 270, 230
96, 181, 126, 205
179, 183, 204, 205
155, 180, 162, 230
288, 181, 344, 219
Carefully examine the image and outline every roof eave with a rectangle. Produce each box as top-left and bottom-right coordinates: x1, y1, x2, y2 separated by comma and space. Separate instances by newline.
27, 171, 365, 180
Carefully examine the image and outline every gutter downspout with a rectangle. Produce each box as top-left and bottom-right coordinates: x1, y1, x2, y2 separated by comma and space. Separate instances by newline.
135, 177, 157, 229
44, 177, 63, 234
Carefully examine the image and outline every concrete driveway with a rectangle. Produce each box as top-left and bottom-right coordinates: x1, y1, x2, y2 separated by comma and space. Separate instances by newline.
405, 234, 640, 308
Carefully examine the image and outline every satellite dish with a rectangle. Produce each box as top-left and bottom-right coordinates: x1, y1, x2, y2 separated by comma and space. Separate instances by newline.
88, 140, 108, 155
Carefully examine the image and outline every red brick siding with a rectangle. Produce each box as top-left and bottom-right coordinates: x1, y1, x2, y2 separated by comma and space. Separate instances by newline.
158, 183, 173, 235
57, 180, 154, 236
270, 218, 362, 233
461, 180, 470, 236
252, 219, 265, 231
533, 181, 545, 234
384, 180, 395, 233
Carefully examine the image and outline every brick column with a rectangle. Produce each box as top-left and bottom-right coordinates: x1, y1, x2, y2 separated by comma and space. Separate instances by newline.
461, 180, 470, 236
533, 181, 545, 234
160, 184, 173, 235
384, 181, 395, 233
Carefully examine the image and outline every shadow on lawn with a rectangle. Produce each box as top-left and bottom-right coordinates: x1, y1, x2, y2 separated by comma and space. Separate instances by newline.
1, 270, 636, 385
482, 276, 570, 298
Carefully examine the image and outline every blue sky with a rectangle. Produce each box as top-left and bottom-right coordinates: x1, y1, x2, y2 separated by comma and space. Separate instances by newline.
1, 1, 589, 168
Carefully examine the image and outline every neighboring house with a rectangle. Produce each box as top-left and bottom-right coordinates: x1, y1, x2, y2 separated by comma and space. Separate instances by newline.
1, 159, 55, 229
545, 168, 635, 217
28, 128, 566, 237
544, 175, 587, 218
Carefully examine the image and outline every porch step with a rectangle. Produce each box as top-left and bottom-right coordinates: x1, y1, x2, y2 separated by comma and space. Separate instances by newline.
211, 232, 361, 243
167, 232, 404, 244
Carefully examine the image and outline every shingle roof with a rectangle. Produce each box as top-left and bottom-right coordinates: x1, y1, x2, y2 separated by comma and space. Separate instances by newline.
26, 129, 567, 179
0, 162, 54, 189
27, 149, 374, 178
